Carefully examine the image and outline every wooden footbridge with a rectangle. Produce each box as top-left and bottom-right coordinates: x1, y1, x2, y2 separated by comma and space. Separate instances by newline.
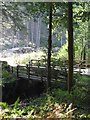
1, 59, 90, 83
6, 59, 67, 82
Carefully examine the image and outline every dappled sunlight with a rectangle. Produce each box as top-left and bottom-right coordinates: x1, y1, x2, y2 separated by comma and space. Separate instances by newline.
15, 50, 45, 64
0, 49, 46, 65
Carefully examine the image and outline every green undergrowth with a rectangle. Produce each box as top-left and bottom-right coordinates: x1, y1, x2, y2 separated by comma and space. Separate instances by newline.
0, 71, 90, 119
0, 85, 90, 119
2, 70, 16, 84
0, 92, 78, 119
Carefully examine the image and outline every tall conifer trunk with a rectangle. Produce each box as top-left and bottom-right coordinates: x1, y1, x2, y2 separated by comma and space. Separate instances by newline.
87, 3, 90, 63
47, 3, 52, 89
68, 2, 73, 92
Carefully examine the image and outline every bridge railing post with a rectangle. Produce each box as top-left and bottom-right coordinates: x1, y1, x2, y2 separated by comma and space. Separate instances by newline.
26, 64, 30, 80
17, 65, 19, 78
28, 61, 32, 80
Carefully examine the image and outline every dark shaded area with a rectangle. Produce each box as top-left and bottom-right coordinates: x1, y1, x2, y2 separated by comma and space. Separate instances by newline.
2, 78, 67, 105
2, 78, 46, 104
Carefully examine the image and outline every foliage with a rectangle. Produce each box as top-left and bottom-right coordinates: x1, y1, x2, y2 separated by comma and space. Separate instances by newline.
0, 93, 76, 119
57, 42, 68, 60
2, 2, 29, 30
0, 74, 90, 119
0, 90, 89, 119
74, 21, 88, 61
2, 70, 15, 84
0, 62, 16, 86
2, 2, 89, 29
15, 50, 46, 64
51, 42, 68, 62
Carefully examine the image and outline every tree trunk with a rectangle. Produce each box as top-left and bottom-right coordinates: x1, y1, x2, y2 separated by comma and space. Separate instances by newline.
82, 26, 87, 62
87, 3, 90, 63
31, 19, 34, 44
37, 17, 41, 49
61, 36, 62, 47
35, 21, 38, 49
47, 3, 52, 89
67, 2, 73, 92
81, 38, 84, 61
38, 17, 41, 48
26, 21, 30, 47
83, 45, 86, 62
12, 30, 15, 48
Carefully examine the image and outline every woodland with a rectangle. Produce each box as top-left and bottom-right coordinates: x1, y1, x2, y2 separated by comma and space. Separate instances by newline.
0, 2, 90, 119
